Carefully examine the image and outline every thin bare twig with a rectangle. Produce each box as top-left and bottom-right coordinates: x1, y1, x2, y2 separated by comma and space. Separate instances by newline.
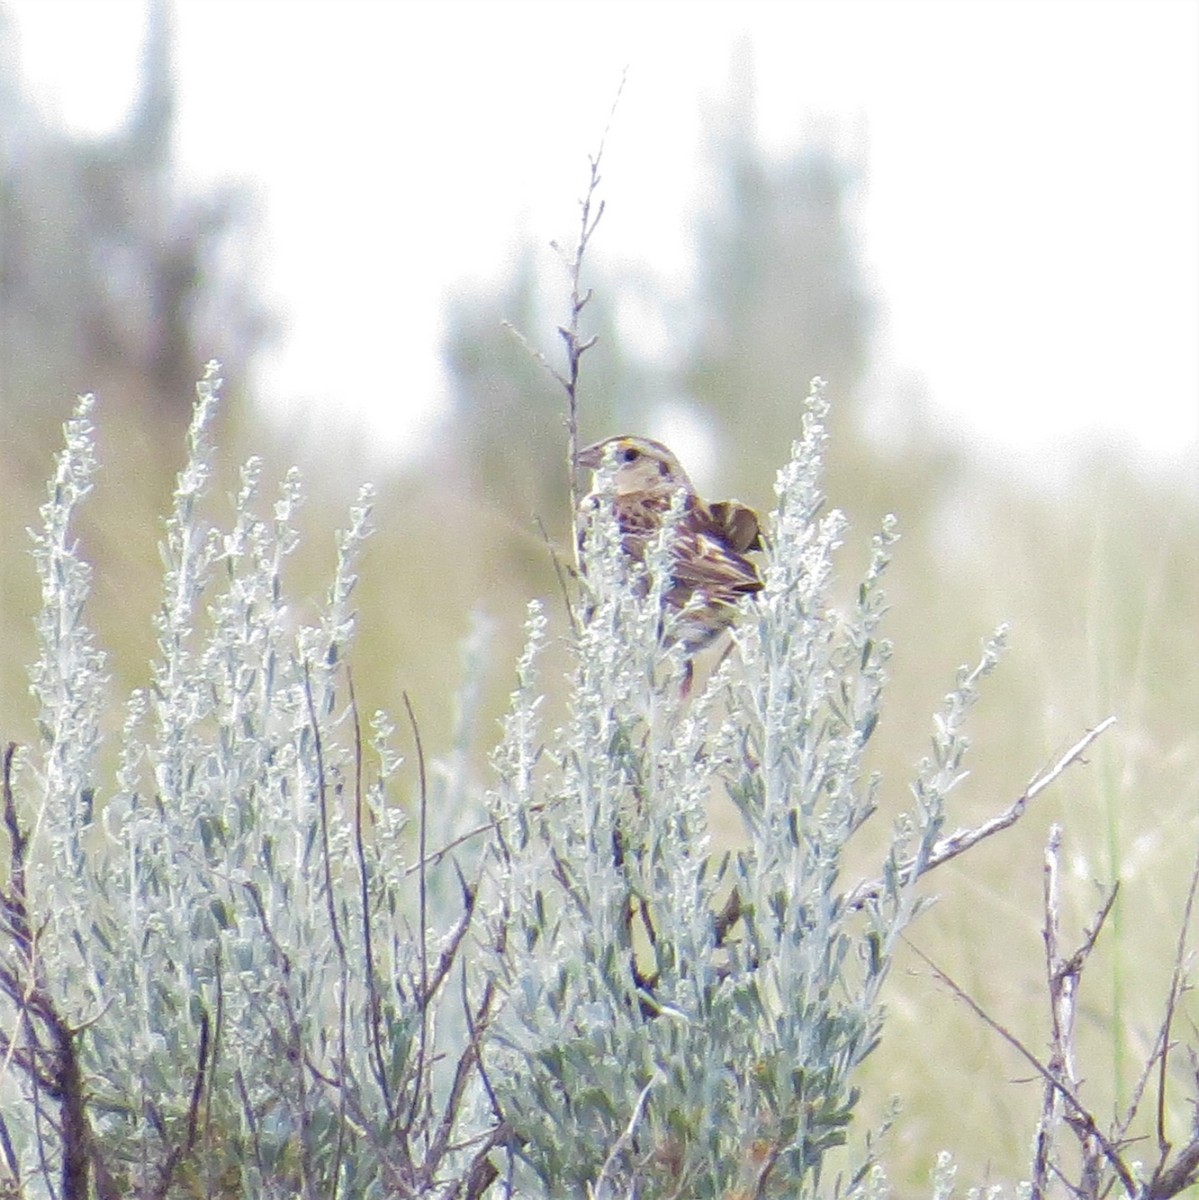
2, 743, 118, 1200
461, 963, 503, 1130
560, 71, 626, 560
908, 938, 1138, 1198
2, 743, 30, 950
1139, 841, 1199, 1198
404, 819, 493, 877
1157, 840, 1199, 1151
536, 512, 579, 637
591, 1068, 659, 1200
1148, 1139, 1199, 1199
402, 692, 431, 1136
302, 664, 346, 964
153, 1011, 212, 1200
302, 662, 349, 1194
348, 671, 396, 1119
1032, 826, 1063, 1198
420, 870, 478, 1008
424, 979, 494, 1188
501, 73, 625, 652
845, 716, 1116, 913
0, 1110, 19, 1187
1034, 825, 1119, 1198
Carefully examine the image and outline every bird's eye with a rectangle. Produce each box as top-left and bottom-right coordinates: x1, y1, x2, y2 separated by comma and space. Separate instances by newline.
621, 446, 639, 463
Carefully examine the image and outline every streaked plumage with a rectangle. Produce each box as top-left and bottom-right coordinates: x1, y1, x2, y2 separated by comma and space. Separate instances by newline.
576, 436, 764, 685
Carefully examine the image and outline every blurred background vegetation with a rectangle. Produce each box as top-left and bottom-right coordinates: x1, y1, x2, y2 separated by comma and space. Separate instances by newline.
1, 2, 1196, 1188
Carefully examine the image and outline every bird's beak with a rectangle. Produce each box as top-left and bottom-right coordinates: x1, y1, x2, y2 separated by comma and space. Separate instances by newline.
575, 442, 605, 471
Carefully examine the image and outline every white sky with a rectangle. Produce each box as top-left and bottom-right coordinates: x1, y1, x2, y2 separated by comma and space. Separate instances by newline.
9, 0, 1199, 482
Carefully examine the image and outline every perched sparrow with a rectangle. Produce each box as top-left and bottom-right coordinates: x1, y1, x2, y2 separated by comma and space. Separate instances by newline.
576, 435, 764, 690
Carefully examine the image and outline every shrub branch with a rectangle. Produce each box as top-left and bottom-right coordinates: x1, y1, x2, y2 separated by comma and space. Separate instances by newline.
845, 716, 1117, 913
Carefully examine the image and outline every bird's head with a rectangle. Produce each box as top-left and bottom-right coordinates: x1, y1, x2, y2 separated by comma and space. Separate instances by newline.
576, 436, 694, 497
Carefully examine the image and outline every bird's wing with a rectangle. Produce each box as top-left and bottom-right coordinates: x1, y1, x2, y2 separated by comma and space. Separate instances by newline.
707, 500, 763, 553
590, 491, 763, 599
670, 505, 763, 599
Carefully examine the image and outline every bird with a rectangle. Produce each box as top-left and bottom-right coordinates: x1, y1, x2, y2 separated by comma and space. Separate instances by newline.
575, 435, 764, 692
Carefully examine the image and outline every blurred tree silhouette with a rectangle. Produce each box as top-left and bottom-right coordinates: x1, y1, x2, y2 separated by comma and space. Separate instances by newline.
434, 46, 961, 559
0, 0, 268, 425
441, 244, 572, 570
687, 59, 875, 494
436, 57, 886, 544
440, 238, 656, 557
0, 0, 271, 741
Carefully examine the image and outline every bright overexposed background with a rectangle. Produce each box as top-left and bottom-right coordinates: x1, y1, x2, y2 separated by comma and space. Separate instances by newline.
8, 0, 1198, 476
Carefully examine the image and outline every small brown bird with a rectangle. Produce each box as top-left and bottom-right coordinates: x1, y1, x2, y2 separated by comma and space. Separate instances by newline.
576, 435, 764, 691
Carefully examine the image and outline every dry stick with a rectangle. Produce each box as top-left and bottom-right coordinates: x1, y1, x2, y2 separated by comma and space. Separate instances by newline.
2, 744, 115, 1200
1150, 841, 1199, 1187
844, 716, 1117, 913
1032, 826, 1064, 1198
154, 1011, 212, 1200
907, 939, 1138, 1198
591, 1069, 659, 1200
560, 156, 603, 560
402, 692, 431, 1136
403, 799, 561, 878
403, 795, 578, 880
0, 1112, 18, 1191
301, 662, 349, 1195
419, 878, 478, 1013
233, 1066, 265, 1182
205, 955, 225, 1194
503, 71, 625, 577
240, 879, 315, 1185
425, 970, 501, 1194
559, 71, 626, 565
347, 671, 396, 1119
2, 744, 29, 949
535, 512, 579, 636
1148, 1140, 1199, 1200
303, 664, 347, 959
1067, 879, 1124, 1191
459, 964, 511, 1200
1035, 826, 1120, 1198
404, 819, 492, 877
182, 1011, 212, 1158
1, 747, 39, 1189
423, 1004, 484, 1189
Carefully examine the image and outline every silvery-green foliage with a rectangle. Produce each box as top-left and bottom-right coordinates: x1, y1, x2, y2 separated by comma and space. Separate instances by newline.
3, 365, 488, 1198
26, 391, 107, 876
842, 1153, 1030, 1200
486, 380, 1002, 1198
4, 365, 1011, 1199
